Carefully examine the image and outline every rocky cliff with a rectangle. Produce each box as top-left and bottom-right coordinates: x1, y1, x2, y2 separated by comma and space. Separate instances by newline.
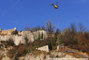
0, 30, 47, 46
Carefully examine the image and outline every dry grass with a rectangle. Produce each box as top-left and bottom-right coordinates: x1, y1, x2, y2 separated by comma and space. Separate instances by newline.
58, 46, 89, 58
30, 50, 47, 56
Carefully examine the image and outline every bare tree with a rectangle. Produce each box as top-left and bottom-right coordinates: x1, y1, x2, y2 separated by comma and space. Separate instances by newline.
31, 26, 41, 32
23, 26, 41, 32
78, 23, 86, 32
70, 23, 77, 34
46, 20, 55, 34
23, 27, 31, 31
55, 28, 61, 40
55, 28, 61, 36
41, 25, 46, 31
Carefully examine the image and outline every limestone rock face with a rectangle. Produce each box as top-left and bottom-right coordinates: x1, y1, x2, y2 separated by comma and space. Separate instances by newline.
2, 57, 10, 60
0, 35, 11, 41
19, 30, 48, 42
1, 27, 17, 35
0, 35, 26, 46
33, 30, 47, 40
12, 35, 26, 46
0, 30, 47, 46
20, 31, 34, 43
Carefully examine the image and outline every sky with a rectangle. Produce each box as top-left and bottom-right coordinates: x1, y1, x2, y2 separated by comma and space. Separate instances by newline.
0, 0, 89, 31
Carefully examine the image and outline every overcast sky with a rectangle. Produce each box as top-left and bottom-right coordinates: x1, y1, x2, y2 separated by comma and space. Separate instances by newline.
0, 0, 89, 31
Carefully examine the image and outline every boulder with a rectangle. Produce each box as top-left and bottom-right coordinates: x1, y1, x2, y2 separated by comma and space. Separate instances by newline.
12, 35, 26, 46
37, 45, 49, 52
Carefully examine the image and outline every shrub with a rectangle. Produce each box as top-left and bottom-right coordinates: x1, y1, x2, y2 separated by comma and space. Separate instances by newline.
12, 30, 18, 35
7, 38, 15, 46
38, 34, 41, 41
25, 37, 29, 45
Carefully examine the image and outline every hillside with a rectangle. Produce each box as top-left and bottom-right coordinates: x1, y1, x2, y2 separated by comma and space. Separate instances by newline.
0, 21, 89, 60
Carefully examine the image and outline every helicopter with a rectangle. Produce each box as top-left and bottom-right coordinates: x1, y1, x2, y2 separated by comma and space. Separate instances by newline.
50, 0, 60, 9
50, 3, 58, 9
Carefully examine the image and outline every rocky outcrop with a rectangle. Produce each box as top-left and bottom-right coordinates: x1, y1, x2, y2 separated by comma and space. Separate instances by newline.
0, 47, 10, 60
0, 30, 48, 46
12, 35, 26, 46
0, 35, 11, 41
33, 30, 47, 40
0, 47, 88, 60
37, 45, 49, 52
0, 27, 17, 35
18, 30, 48, 42
19, 54, 45, 60
0, 35, 26, 46
2, 57, 10, 60
18, 51, 47, 60
19, 31, 34, 42
18, 50, 89, 60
